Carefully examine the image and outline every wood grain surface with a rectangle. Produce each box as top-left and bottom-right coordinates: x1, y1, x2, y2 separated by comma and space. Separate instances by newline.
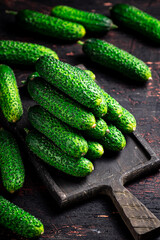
0, 0, 160, 239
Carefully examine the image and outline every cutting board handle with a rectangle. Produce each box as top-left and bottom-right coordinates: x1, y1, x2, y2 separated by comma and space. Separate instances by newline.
109, 182, 160, 240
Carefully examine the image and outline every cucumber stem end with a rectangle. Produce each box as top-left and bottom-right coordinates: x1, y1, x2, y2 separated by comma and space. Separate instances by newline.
111, 23, 118, 29
77, 40, 84, 45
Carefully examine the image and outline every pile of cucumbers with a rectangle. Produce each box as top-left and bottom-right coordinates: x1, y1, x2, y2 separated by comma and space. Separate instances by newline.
26, 56, 134, 174
0, 3, 158, 238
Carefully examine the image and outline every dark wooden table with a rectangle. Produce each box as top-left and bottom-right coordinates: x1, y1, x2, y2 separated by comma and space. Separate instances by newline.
0, 0, 160, 239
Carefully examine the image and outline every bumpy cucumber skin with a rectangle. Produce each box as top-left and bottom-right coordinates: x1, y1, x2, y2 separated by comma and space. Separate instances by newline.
112, 107, 136, 134
0, 129, 25, 193
36, 56, 104, 109
0, 65, 23, 123
91, 94, 108, 118
82, 38, 152, 82
0, 40, 58, 65
51, 5, 114, 32
111, 4, 160, 43
99, 124, 126, 151
103, 91, 123, 121
80, 68, 132, 132
85, 141, 104, 160
84, 70, 96, 80
0, 195, 44, 238
28, 105, 88, 158
28, 75, 96, 130
90, 94, 108, 117
81, 67, 123, 119
26, 130, 93, 177
81, 67, 134, 132
84, 118, 108, 140
16, 9, 86, 41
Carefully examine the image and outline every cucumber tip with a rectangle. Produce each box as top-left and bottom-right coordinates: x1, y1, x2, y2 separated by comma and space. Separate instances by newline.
92, 123, 96, 128
41, 230, 44, 235
77, 40, 84, 45
81, 152, 86, 156
111, 23, 118, 29
133, 126, 136, 131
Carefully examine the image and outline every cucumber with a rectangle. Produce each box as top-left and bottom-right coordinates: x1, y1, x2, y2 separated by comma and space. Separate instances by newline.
0, 128, 25, 193
28, 105, 88, 158
27, 74, 96, 130
99, 124, 126, 151
78, 66, 123, 119
36, 56, 107, 113
51, 5, 117, 33
91, 94, 108, 118
101, 91, 136, 134
85, 141, 104, 160
111, 4, 160, 43
79, 66, 133, 133
8, 9, 86, 41
0, 195, 44, 238
80, 38, 152, 82
26, 130, 94, 177
78, 67, 134, 133
0, 65, 23, 123
103, 91, 123, 121
109, 107, 136, 134
0, 40, 58, 65
84, 118, 109, 140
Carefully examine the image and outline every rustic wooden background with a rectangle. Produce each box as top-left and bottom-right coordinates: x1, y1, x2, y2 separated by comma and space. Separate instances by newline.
0, 0, 160, 239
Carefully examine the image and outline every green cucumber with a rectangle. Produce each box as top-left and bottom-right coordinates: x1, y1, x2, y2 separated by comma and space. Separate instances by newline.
85, 141, 104, 160
109, 107, 136, 134
91, 94, 108, 118
80, 38, 152, 82
99, 124, 126, 151
76, 66, 104, 117
79, 66, 123, 119
103, 91, 123, 121
78, 67, 134, 133
84, 118, 109, 140
0, 128, 25, 193
111, 4, 160, 43
8, 9, 86, 41
0, 195, 44, 238
0, 40, 58, 65
28, 74, 96, 130
36, 56, 107, 115
0, 65, 23, 123
51, 5, 116, 33
26, 130, 94, 177
79, 66, 133, 133
28, 105, 88, 158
